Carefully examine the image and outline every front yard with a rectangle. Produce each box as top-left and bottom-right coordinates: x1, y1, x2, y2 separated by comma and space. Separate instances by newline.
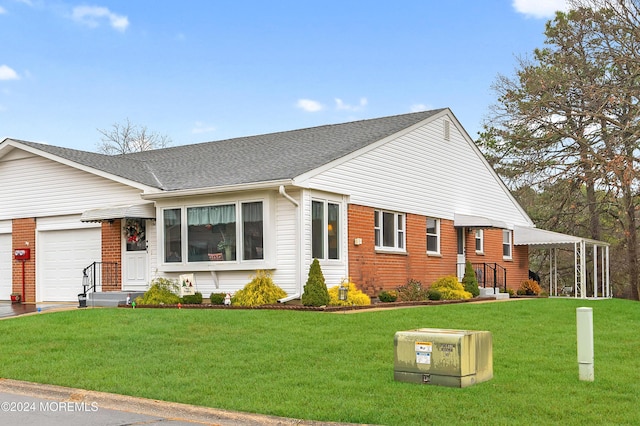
0, 298, 637, 425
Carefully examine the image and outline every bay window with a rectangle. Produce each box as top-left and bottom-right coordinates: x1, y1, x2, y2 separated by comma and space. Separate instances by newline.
375, 210, 405, 250
163, 200, 264, 264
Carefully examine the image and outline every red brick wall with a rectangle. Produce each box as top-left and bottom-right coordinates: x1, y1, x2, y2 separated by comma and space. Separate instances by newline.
12, 218, 36, 303
347, 204, 529, 296
101, 220, 122, 291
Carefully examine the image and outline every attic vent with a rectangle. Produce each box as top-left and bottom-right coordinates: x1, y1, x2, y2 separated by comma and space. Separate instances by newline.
444, 120, 450, 141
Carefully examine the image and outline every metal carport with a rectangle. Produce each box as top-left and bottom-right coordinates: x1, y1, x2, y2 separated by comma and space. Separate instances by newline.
514, 226, 611, 299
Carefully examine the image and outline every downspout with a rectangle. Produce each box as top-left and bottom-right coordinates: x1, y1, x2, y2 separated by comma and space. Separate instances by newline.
278, 185, 302, 303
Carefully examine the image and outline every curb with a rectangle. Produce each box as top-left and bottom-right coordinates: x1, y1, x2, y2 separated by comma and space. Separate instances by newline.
0, 378, 363, 425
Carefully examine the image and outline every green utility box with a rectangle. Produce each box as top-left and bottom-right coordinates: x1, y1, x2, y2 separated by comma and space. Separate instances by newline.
394, 328, 493, 387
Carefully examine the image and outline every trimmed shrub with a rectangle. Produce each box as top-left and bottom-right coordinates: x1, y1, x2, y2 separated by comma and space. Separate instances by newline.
430, 276, 472, 300
378, 290, 398, 303
232, 270, 287, 307
181, 292, 203, 304
462, 261, 480, 297
209, 293, 226, 305
328, 281, 371, 306
427, 288, 442, 301
136, 277, 181, 305
396, 279, 428, 302
301, 259, 331, 307
517, 279, 542, 296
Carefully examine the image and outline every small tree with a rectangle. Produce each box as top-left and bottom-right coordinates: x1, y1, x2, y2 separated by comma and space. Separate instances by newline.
462, 261, 480, 297
97, 118, 172, 155
301, 259, 330, 306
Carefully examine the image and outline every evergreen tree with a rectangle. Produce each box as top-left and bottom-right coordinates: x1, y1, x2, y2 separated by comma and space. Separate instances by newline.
301, 259, 330, 306
462, 261, 480, 297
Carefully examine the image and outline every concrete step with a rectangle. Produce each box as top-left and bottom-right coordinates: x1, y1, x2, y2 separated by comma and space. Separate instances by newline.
87, 291, 145, 307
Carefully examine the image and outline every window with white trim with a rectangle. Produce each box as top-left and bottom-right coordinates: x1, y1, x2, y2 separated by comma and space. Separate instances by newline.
375, 210, 405, 250
475, 229, 484, 253
162, 200, 264, 264
503, 229, 512, 259
312, 200, 340, 260
426, 217, 440, 254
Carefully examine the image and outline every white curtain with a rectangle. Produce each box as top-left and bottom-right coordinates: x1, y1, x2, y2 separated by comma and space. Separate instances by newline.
187, 205, 236, 226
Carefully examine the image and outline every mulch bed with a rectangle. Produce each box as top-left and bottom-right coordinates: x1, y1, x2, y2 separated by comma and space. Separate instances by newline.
118, 296, 504, 312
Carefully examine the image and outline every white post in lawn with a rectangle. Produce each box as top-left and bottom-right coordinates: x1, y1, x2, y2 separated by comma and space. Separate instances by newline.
576, 307, 594, 381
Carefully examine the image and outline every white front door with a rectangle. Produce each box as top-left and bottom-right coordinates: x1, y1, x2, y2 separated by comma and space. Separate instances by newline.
123, 219, 148, 291
457, 227, 466, 281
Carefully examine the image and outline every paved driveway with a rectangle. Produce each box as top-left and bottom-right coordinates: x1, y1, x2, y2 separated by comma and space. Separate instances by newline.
0, 302, 77, 319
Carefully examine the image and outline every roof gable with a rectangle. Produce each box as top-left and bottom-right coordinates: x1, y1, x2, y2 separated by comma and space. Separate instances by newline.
2, 109, 445, 191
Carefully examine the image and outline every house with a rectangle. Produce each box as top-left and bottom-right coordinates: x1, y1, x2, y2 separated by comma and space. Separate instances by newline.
0, 108, 609, 303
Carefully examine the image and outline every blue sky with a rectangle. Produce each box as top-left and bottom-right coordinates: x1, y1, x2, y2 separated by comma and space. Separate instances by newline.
1, 0, 569, 151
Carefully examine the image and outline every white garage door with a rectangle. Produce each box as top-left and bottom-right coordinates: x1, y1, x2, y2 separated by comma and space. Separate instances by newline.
0, 234, 11, 300
38, 228, 101, 302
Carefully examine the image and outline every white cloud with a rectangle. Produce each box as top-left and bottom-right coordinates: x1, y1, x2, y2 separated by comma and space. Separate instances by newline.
0, 65, 19, 80
192, 121, 216, 134
512, 0, 569, 18
0, 6, 6, 14
71, 5, 129, 32
296, 99, 324, 112
335, 97, 368, 111
410, 103, 430, 113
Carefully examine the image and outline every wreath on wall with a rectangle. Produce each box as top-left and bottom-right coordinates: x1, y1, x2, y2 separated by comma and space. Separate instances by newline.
124, 219, 145, 243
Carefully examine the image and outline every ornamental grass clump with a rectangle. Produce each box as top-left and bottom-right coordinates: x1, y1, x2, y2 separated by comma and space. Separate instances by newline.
135, 277, 181, 305
231, 270, 287, 307
328, 281, 371, 306
430, 276, 472, 300
517, 279, 542, 296
301, 259, 330, 306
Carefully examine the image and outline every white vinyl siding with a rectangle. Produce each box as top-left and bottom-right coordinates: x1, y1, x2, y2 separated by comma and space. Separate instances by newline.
304, 113, 533, 228
0, 154, 145, 220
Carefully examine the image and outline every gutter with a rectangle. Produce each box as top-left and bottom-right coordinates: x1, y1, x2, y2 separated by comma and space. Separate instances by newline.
141, 179, 293, 200
277, 185, 302, 303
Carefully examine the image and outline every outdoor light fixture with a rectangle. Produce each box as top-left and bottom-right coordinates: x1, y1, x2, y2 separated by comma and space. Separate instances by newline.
338, 281, 348, 301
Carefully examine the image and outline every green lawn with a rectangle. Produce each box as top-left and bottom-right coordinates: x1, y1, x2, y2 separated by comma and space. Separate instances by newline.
0, 298, 637, 425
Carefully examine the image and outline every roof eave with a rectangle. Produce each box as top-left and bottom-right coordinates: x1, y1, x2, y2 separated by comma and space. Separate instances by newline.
140, 179, 295, 200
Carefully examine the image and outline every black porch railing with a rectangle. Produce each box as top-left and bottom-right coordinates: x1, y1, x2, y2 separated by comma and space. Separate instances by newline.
468, 263, 507, 293
81, 262, 119, 296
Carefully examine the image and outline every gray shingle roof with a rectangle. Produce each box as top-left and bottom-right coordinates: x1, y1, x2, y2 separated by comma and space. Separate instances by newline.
11, 109, 445, 191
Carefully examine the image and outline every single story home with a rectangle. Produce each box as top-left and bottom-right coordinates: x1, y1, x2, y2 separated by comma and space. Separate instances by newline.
0, 108, 609, 302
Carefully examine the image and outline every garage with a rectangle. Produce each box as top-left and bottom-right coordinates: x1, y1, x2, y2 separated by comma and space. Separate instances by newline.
0, 233, 11, 300
38, 227, 101, 302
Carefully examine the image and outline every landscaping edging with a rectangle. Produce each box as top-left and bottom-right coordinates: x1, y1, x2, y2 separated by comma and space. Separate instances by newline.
118, 296, 503, 312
